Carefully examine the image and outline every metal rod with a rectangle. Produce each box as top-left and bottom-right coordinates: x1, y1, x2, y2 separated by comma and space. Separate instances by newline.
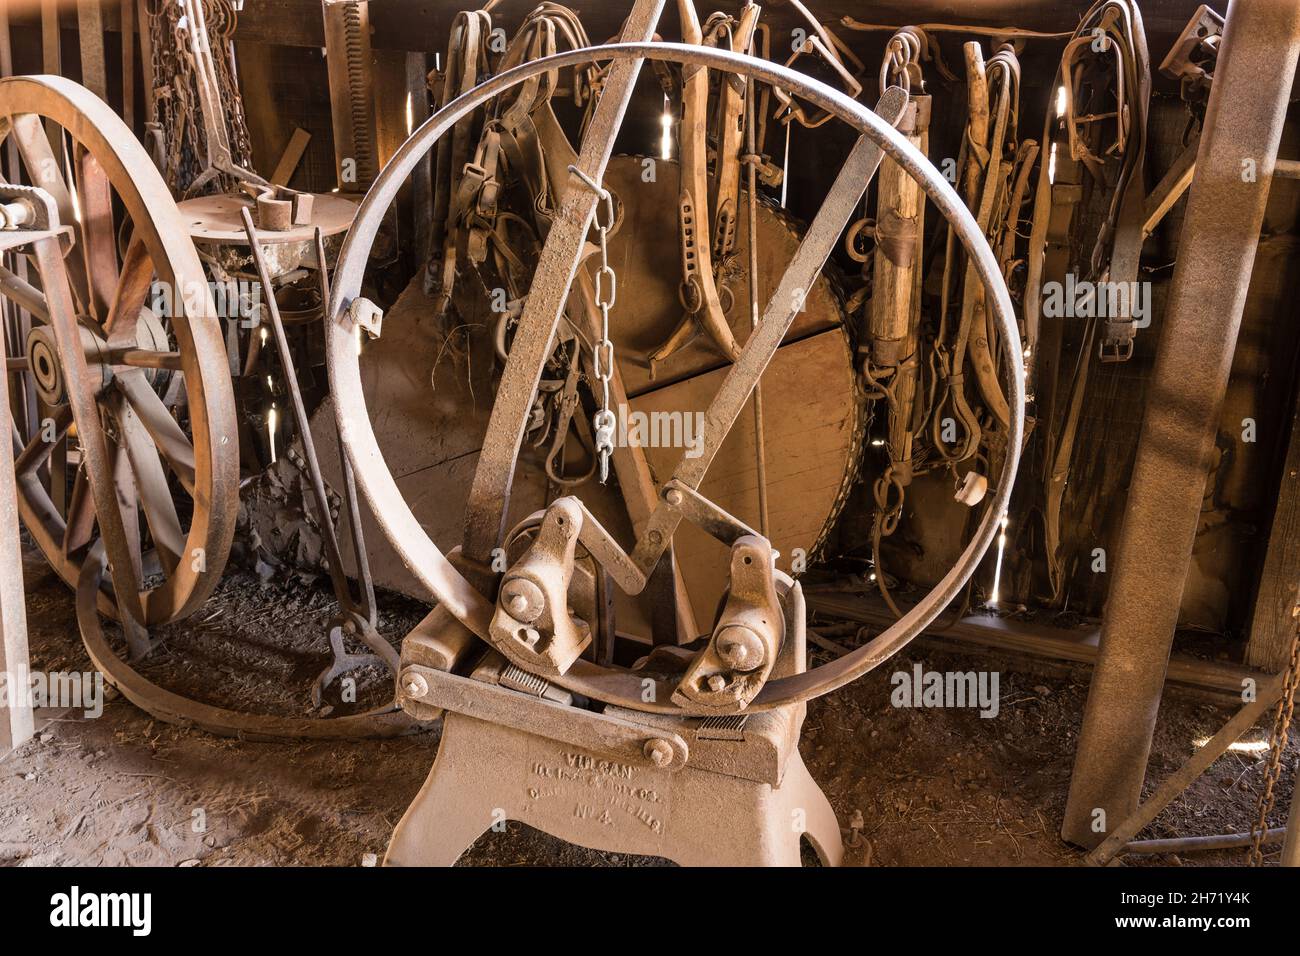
1062, 0, 1300, 849
239, 207, 354, 614
314, 226, 376, 624
1124, 828, 1286, 855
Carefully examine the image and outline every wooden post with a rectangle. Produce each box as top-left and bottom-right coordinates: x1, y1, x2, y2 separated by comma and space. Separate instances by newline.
1247, 397, 1300, 672
0, 318, 34, 753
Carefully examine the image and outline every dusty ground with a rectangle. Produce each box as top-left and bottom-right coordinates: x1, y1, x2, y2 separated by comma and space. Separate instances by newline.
1, 557, 1294, 867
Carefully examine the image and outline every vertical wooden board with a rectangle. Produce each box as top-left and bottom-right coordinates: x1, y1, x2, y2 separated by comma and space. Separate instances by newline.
0, 327, 33, 753
76, 0, 108, 99
121, 0, 135, 130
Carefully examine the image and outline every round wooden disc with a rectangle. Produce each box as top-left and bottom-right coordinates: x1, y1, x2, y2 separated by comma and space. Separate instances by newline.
305, 156, 860, 635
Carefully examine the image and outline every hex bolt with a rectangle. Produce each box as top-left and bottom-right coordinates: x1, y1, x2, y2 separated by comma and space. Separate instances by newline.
707, 674, 728, 693
644, 738, 674, 768
401, 672, 429, 699
519, 626, 541, 647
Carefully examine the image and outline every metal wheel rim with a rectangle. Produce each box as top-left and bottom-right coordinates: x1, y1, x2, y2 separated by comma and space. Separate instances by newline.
324, 42, 1026, 713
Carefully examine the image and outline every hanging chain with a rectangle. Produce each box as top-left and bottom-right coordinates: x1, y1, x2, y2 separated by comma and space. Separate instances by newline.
1249, 599, 1300, 865
568, 165, 617, 484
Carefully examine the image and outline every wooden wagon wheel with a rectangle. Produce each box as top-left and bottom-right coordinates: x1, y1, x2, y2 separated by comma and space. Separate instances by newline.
0, 76, 239, 626
325, 43, 1025, 715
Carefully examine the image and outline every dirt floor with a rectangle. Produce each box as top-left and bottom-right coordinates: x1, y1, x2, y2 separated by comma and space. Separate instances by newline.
1, 556, 1295, 867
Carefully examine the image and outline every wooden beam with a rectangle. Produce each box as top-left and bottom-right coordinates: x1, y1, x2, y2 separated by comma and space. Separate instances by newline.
270, 127, 312, 186
1142, 135, 1198, 238
806, 591, 1267, 696
121, 0, 135, 129
0, 326, 34, 754
76, 0, 108, 100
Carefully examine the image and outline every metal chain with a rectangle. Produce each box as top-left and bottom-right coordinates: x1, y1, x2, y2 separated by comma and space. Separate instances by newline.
568, 164, 617, 483
146, 0, 252, 196
1249, 600, 1300, 865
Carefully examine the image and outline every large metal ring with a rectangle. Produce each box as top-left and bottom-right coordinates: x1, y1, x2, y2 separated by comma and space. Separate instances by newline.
325, 42, 1026, 714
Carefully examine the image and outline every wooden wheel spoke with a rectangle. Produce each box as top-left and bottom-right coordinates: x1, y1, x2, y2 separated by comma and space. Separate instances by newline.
13, 401, 71, 475
10, 113, 91, 312
112, 391, 184, 575
103, 236, 155, 342
33, 235, 143, 619
62, 462, 96, 555
74, 144, 120, 323
116, 368, 196, 494
0, 260, 51, 321
104, 416, 144, 582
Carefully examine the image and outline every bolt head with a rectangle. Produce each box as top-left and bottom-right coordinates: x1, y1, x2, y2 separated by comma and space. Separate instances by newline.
519, 626, 541, 648
665, 488, 683, 506
644, 738, 674, 768
715, 625, 765, 672
401, 672, 429, 699
500, 577, 545, 623
707, 674, 728, 693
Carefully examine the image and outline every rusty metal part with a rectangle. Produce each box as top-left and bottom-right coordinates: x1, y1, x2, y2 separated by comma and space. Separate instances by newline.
1248, 602, 1300, 864
489, 498, 593, 676
864, 86, 929, 547
650, 0, 739, 367
1285, 767, 1300, 866
386, 639, 838, 866
400, 659, 688, 771
322, 0, 380, 192
0, 75, 238, 627
742, 45, 770, 537
460, 1, 666, 564
178, 193, 355, 246
1125, 829, 1287, 857
705, 3, 760, 265
1063, 0, 1300, 849
75, 543, 424, 741
179, 0, 267, 196
1159, 3, 1224, 99
673, 535, 785, 711
325, 43, 1024, 716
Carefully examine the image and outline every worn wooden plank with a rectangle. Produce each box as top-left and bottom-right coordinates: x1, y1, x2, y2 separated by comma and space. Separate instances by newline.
120, 0, 135, 129
270, 127, 311, 186
1142, 135, 1198, 238
0, 324, 34, 753
76, 0, 108, 100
